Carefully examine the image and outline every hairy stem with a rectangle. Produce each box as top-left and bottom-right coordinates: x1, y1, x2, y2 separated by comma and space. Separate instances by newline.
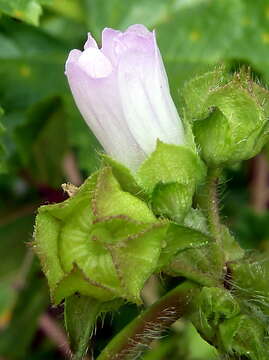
97, 281, 200, 360
205, 167, 222, 243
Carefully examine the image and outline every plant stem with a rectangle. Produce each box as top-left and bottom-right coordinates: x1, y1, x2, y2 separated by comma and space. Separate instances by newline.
205, 167, 222, 244
96, 281, 200, 360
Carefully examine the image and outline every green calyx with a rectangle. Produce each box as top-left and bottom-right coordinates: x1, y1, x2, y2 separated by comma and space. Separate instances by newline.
137, 140, 206, 222
34, 167, 167, 304
183, 68, 269, 166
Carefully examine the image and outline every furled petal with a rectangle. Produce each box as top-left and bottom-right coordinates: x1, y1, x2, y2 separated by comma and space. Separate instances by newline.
117, 30, 184, 155
66, 53, 146, 169
65, 24, 185, 171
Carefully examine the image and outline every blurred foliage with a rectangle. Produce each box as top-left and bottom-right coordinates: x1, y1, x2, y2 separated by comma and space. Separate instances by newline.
1, 0, 269, 359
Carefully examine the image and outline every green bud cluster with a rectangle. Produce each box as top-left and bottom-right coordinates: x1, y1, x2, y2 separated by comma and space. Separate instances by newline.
190, 253, 269, 360
183, 68, 269, 166
34, 167, 168, 304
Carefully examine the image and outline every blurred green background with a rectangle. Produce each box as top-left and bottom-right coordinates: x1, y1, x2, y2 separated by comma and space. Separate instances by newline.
1, 0, 269, 359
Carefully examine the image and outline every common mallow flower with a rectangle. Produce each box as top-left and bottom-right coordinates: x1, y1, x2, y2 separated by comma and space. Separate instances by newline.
65, 24, 184, 171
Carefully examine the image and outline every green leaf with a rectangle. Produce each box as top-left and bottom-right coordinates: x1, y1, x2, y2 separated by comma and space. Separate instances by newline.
0, 0, 44, 26
0, 107, 7, 173
15, 96, 68, 187
0, 214, 34, 280
0, 260, 48, 358
0, 281, 17, 330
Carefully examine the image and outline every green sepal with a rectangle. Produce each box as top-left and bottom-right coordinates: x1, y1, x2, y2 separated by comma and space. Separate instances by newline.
164, 241, 225, 287
191, 287, 240, 341
137, 141, 206, 221
221, 225, 244, 262
137, 141, 206, 193
53, 266, 116, 305
101, 154, 146, 199
93, 167, 155, 222
219, 315, 268, 360
160, 210, 224, 286
151, 182, 193, 222
182, 67, 230, 121
65, 294, 122, 358
106, 221, 168, 304
183, 208, 209, 235
193, 108, 233, 165
157, 223, 210, 271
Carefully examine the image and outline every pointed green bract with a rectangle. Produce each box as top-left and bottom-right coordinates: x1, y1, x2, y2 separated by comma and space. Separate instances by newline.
108, 222, 167, 303
101, 154, 146, 199
151, 182, 194, 222
93, 167, 155, 222
54, 268, 115, 304
34, 212, 64, 291
157, 223, 210, 271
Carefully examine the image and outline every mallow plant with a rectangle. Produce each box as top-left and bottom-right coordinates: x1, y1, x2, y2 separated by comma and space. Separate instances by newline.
33, 24, 269, 360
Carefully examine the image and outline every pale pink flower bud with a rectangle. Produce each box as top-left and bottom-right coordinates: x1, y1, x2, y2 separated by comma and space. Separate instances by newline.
65, 24, 184, 170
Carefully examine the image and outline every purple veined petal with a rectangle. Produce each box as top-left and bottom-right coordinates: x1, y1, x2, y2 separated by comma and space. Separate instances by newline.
101, 25, 154, 66
65, 54, 146, 170
77, 47, 113, 78
84, 33, 98, 49
65, 49, 82, 70
117, 31, 184, 156
126, 24, 152, 36
101, 28, 122, 65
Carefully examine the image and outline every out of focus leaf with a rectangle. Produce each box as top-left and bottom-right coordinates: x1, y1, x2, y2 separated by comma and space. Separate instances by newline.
0, 259, 48, 359
0, 0, 52, 26
0, 214, 34, 280
85, 0, 243, 100
15, 96, 68, 188
0, 17, 100, 174
0, 281, 17, 330
0, 106, 6, 173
